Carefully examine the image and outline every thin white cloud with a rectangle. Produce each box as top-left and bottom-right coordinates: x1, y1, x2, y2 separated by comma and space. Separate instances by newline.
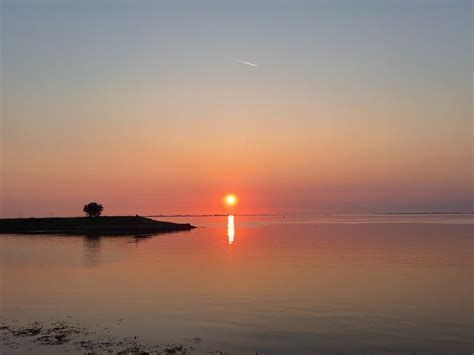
233, 59, 259, 67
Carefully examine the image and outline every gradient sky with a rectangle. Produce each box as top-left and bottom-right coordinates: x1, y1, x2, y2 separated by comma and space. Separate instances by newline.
1, 0, 472, 217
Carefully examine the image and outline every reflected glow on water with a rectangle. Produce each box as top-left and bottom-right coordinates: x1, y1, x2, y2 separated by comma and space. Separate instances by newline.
0, 215, 472, 354
227, 215, 235, 244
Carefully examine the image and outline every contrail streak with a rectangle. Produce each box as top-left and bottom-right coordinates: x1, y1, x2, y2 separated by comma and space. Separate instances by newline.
234, 59, 259, 67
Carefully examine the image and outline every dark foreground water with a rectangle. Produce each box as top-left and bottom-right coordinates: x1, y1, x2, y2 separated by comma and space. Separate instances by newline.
0, 214, 472, 354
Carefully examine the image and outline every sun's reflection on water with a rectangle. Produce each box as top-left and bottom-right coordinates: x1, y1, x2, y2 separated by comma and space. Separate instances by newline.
227, 215, 235, 245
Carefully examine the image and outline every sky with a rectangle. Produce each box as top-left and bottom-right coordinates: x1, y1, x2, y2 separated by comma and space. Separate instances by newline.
1, 0, 472, 217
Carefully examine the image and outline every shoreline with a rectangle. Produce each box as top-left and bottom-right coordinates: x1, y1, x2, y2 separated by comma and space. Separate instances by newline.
0, 317, 219, 354
0, 216, 196, 235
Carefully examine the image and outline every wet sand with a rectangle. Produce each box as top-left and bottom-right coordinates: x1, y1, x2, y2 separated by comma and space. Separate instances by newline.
0, 318, 228, 354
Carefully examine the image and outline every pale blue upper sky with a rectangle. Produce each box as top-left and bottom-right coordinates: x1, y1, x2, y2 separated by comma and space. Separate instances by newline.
1, 0, 472, 216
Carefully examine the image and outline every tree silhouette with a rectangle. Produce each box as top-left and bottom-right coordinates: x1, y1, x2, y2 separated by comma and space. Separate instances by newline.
83, 202, 103, 217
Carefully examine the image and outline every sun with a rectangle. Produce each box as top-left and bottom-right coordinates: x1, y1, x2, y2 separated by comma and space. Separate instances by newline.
224, 194, 237, 206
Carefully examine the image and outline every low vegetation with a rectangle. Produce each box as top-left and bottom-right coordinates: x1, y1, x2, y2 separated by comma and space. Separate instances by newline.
0, 216, 195, 235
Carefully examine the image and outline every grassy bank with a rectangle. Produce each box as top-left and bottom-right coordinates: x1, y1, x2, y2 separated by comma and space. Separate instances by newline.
0, 216, 196, 235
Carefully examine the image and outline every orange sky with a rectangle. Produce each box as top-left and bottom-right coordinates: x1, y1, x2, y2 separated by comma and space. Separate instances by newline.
1, 1, 472, 217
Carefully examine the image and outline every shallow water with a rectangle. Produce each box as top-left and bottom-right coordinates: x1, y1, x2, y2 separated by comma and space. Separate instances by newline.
1, 214, 472, 354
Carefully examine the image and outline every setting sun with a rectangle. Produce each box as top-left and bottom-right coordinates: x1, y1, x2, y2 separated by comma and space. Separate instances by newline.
225, 194, 237, 206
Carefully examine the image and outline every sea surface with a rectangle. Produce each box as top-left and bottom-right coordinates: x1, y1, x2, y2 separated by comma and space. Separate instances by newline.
0, 214, 472, 354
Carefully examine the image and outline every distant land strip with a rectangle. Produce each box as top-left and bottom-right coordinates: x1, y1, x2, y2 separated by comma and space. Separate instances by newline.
373, 212, 473, 215
146, 214, 282, 217
147, 212, 473, 217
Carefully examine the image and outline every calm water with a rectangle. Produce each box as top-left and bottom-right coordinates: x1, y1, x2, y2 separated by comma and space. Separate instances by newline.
1, 214, 472, 354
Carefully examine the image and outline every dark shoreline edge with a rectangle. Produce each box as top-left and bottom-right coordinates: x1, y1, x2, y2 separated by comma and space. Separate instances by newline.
0, 318, 213, 354
0, 216, 196, 235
